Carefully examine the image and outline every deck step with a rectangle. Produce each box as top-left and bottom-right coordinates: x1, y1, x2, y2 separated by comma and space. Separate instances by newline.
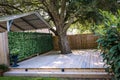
10, 68, 106, 72
4, 68, 112, 79
4, 71, 112, 79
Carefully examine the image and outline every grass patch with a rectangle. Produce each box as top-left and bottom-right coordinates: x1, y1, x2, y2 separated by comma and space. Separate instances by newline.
0, 77, 110, 80
0, 77, 58, 80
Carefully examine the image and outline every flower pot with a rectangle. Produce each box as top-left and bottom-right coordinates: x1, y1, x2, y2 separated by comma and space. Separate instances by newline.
11, 55, 19, 67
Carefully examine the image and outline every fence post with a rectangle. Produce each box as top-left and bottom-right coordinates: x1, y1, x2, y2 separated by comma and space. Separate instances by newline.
0, 32, 9, 66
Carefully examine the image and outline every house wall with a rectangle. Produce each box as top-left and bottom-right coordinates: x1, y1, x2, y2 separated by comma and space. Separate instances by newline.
0, 32, 9, 65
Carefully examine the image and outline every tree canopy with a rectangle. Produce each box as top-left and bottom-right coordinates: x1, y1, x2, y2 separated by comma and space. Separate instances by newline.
0, 0, 119, 26
0, 0, 119, 54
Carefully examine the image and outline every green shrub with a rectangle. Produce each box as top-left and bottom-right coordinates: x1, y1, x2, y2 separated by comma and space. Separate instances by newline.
10, 48, 20, 56
96, 10, 120, 80
0, 64, 9, 72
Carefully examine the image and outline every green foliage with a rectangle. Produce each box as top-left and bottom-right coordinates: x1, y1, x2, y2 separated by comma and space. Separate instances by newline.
99, 10, 119, 28
68, 21, 92, 34
10, 48, 20, 56
96, 10, 120, 80
0, 64, 9, 72
8, 32, 53, 61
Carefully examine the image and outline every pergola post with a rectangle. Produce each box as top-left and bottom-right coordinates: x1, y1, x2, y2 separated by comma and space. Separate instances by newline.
7, 20, 13, 32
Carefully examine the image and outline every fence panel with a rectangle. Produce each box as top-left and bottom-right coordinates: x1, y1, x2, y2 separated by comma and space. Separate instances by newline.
0, 32, 9, 65
53, 34, 98, 50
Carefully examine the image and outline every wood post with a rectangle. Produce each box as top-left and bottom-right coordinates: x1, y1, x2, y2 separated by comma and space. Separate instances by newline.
0, 32, 9, 65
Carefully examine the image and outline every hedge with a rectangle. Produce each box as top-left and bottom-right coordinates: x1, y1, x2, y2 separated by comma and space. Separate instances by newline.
8, 32, 53, 61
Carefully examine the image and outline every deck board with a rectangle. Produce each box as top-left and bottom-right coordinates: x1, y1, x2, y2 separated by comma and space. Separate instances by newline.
15, 50, 105, 69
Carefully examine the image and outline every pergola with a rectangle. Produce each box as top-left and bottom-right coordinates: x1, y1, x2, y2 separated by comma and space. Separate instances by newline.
0, 12, 52, 65
0, 12, 51, 32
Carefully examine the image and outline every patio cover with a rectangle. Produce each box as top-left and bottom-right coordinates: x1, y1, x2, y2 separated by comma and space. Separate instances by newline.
0, 12, 51, 32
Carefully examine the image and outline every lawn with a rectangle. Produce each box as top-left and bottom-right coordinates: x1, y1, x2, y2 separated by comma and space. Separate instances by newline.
0, 77, 108, 80
0, 77, 59, 80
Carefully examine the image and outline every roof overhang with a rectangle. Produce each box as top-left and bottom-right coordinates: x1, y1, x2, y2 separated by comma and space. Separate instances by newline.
0, 12, 51, 32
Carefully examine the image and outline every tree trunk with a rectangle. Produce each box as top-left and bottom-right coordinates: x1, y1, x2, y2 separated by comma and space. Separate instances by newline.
58, 33, 72, 54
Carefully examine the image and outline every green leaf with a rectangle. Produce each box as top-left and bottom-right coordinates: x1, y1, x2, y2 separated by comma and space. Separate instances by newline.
118, 43, 120, 51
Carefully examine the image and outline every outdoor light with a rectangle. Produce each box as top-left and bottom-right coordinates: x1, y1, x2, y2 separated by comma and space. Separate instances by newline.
25, 68, 28, 72
61, 68, 64, 72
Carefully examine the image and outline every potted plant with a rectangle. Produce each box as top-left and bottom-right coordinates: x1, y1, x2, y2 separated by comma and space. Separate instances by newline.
0, 64, 9, 76
10, 48, 20, 67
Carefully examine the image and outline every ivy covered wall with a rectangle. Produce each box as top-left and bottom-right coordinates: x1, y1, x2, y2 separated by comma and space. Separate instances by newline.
8, 32, 53, 61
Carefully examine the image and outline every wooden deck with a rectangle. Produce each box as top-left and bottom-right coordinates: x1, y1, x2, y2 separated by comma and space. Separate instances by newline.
4, 50, 112, 79
16, 49, 105, 68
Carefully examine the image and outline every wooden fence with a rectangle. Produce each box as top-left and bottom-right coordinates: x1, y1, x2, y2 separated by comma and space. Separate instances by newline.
53, 34, 98, 50
0, 32, 9, 65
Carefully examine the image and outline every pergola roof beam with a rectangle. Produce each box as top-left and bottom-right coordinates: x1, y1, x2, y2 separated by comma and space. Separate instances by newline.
0, 24, 13, 31
21, 17, 37, 29
0, 24, 7, 30
12, 22, 25, 31
0, 12, 50, 32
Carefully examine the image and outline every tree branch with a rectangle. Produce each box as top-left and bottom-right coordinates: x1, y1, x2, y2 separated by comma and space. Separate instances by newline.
39, 0, 60, 29
48, 0, 60, 23
39, 1, 57, 27
39, 0, 59, 35
63, 9, 81, 32
60, 0, 66, 21
49, 28, 58, 36
0, 3, 23, 13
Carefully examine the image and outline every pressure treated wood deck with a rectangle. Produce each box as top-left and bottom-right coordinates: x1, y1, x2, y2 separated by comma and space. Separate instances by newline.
4, 50, 112, 79
16, 49, 105, 68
